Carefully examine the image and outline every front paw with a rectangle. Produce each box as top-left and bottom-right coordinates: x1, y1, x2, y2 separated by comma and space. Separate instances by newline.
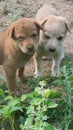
19, 76, 28, 83
34, 71, 43, 78
51, 69, 60, 77
60, 52, 64, 60
11, 87, 24, 97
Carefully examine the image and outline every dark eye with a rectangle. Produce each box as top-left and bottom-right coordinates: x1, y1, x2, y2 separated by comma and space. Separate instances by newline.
17, 36, 25, 41
57, 36, 63, 41
31, 33, 37, 38
44, 34, 51, 39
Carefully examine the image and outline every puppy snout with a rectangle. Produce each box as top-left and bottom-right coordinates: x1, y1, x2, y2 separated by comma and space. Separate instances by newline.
49, 47, 56, 52
27, 45, 34, 52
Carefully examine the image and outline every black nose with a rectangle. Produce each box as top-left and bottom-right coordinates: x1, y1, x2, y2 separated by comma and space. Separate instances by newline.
27, 45, 34, 51
49, 48, 56, 52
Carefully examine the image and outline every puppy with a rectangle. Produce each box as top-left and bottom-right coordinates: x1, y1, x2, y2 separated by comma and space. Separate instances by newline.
33, 4, 71, 77
0, 18, 42, 96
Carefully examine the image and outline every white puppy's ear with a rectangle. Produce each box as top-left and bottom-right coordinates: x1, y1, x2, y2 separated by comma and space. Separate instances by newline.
64, 19, 71, 33
59, 16, 71, 33
41, 17, 48, 26
60, 17, 71, 33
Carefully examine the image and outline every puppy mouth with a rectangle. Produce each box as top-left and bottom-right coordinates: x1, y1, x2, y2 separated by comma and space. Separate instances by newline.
27, 49, 35, 55
49, 48, 56, 53
28, 51, 34, 55
20, 47, 35, 55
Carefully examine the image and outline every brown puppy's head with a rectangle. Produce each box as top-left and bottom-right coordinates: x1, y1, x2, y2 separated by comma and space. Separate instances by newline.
40, 16, 71, 53
9, 18, 42, 54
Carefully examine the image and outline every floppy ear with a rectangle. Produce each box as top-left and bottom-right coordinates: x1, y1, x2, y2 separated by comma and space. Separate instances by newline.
60, 17, 71, 33
11, 27, 16, 39
8, 26, 16, 40
64, 20, 71, 33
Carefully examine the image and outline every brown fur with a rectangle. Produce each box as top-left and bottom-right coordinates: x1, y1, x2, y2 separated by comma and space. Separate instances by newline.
0, 18, 42, 96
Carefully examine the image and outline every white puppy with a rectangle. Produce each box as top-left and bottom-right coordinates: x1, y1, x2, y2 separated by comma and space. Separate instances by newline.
33, 4, 70, 77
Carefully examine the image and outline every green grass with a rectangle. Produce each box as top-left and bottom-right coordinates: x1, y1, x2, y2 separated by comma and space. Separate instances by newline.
0, 61, 73, 130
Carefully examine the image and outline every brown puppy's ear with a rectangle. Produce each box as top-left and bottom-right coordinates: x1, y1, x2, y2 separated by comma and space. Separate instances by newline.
11, 27, 16, 39
8, 26, 16, 40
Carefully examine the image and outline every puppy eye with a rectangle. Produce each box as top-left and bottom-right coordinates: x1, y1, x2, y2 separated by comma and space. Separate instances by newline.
31, 33, 37, 38
18, 36, 25, 41
44, 35, 51, 39
57, 36, 63, 41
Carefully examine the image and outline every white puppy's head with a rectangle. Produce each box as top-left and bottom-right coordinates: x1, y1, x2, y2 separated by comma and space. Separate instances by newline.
40, 15, 71, 53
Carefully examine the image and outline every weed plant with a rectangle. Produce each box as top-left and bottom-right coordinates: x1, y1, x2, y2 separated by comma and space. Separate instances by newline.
0, 62, 73, 130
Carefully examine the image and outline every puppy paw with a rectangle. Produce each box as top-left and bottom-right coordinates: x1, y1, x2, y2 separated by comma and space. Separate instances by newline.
13, 90, 21, 97
34, 71, 43, 78
60, 53, 65, 60
20, 76, 28, 83
52, 70, 60, 77
11, 87, 24, 97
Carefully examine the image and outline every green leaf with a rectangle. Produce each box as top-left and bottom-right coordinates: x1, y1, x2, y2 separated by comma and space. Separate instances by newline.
33, 90, 41, 97
27, 106, 35, 114
4, 95, 14, 101
0, 108, 5, 114
69, 75, 73, 80
43, 122, 54, 130
31, 97, 42, 105
53, 79, 63, 86
47, 101, 58, 108
39, 80, 46, 87
20, 124, 24, 130
21, 94, 27, 101
24, 115, 34, 128
43, 89, 50, 98
0, 106, 10, 116
34, 87, 42, 95
25, 93, 33, 99
35, 120, 43, 129
8, 99, 19, 107
9, 106, 23, 113
44, 89, 61, 98
0, 89, 5, 98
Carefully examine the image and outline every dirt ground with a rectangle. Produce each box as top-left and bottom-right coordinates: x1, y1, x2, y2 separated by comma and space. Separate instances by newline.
0, 0, 73, 77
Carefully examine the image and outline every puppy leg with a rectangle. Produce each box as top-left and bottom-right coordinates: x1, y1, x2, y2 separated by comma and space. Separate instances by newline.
33, 55, 42, 78
18, 67, 27, 82
51, 55, 61, 76
60, 50, 64, 60
4, 68, 18, 95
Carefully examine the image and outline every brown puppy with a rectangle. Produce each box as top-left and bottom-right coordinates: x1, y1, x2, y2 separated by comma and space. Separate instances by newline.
0, 18, 42, 96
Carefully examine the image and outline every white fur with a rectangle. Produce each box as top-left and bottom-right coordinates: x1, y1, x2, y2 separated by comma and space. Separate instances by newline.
33, 4, 70, 77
